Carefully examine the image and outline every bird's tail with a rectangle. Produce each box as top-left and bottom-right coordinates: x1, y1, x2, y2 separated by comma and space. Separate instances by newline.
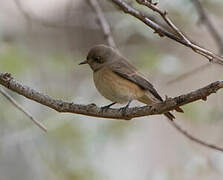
138, 92, 182, 121
164, 112, 175, 121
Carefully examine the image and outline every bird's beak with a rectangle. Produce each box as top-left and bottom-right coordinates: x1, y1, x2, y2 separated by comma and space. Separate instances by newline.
79, 60, 87, 65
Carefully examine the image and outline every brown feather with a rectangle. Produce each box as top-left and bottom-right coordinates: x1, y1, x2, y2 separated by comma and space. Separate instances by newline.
110, 59, 163, 101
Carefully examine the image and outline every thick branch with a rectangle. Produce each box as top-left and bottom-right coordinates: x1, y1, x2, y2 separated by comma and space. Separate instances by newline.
110, 0, 223, 65
0, 72, 222, 120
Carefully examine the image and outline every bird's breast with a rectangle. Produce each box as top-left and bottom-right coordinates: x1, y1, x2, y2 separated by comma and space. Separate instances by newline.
93, 67, 144, 103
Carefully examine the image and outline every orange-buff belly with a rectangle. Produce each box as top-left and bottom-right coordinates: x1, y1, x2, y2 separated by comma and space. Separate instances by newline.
93, 67, 145, 104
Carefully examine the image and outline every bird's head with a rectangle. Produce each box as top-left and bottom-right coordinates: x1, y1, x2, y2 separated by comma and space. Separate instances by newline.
79, 44, 118, 71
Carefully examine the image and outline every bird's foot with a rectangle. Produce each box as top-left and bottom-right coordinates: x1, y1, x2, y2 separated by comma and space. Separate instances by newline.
165, 95, 172, 101
101, 102, 116, 112
119, 106, 128, 116
119, 100, 132, 116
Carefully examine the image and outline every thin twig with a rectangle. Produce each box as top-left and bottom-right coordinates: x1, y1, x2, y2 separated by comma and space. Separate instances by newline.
192, 0, 223, 54
136, 0, 190, 43
87, 0, 117, 48
169, 120, 223, 152
14, 0, 32, 31
110, 0, 223, 65
0, 88, 47, 132
166, 0, 222, 86
167, 63, 211, 85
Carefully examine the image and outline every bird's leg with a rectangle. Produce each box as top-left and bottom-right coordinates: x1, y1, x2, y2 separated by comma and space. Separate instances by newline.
119, 100, 132, 116
101, 102, 116, 111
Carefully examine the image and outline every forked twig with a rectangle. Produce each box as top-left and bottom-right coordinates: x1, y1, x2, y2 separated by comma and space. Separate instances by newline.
111, 0, 223, 65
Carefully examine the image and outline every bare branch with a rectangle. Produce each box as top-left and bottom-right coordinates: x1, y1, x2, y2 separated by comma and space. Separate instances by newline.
167, 63, 211, 85
192, 0, 223, 54
87, 0, 117, 48
110, 0, 223, 65
0, 88, 47, 132
169, 120, 223, 152
0, 72, 222, 119
14, 0, 32, 31
1, 72, 223, 151
165, 0, 223, 87
7, 0, 223, 152
136, 0, 189, 42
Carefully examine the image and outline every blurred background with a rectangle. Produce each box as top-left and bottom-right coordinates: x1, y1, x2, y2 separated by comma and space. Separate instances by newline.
1, 0, 223, 179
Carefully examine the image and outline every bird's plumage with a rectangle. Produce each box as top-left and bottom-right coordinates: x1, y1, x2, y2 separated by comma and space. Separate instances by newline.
110, 59, 163, 102
80, 44, 183, 120
93, 67, 145, 104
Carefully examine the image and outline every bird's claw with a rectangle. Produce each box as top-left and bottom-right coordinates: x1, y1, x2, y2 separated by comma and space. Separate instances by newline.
100, 102, 116, 112
119, 106, 128, 116
119, 104, 130, 116
119, 100, 132, 116
101, 105, 110, 112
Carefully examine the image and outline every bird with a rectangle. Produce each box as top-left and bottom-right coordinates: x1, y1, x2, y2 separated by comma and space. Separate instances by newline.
79, 44, 183, 120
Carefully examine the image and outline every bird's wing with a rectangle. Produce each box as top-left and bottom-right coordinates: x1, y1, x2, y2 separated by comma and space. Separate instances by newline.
110, 59, 163, 102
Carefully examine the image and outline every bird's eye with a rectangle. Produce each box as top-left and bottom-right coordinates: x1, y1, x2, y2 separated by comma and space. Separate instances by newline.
94, 56, 103, 63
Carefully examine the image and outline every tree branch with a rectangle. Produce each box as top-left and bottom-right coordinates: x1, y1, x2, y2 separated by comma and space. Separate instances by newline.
169, 119, 223, 152
110, 0, 223, 65
167, 0, 223, 86
4, 0, 223, 151
0, 88, 47, 132
2, 72, 223, 151
192, 0, 223, 54
87, 0, 117, 48
166, 63, 211, 85
0, 72, 222, 120
14, 0, 33, 31
136, 0, 189, 42
107, 0, 223, 152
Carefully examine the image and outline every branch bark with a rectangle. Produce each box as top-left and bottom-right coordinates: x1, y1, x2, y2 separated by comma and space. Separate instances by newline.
2, 72, 223, 151
0, 72, 222, 120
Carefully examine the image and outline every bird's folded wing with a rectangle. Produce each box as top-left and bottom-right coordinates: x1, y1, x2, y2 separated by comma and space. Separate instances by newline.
110, 59, 163, 102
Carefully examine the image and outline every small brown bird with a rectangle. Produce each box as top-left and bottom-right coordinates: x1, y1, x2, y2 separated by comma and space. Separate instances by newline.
79, 44, 183, 120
